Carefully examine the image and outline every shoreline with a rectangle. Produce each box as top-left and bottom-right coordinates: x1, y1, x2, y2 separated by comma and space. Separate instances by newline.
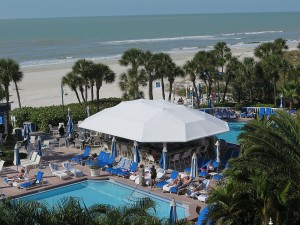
9, 43, 298, 110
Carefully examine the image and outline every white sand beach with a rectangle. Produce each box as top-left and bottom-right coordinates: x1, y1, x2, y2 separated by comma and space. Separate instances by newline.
9, 43, 298, 110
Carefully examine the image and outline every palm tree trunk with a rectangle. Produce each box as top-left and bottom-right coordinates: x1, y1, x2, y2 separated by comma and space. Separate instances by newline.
74, 90, 81, 104
91, 85, 94, 102
222, 77, 230, 103
4, 85, 10, 135
14, 81, 22, 108
85, 82, 88, 102
96, 87, 100, 112
192, 81, 199, 108
148, 75, 153, 100
80, 87, 86, 102
161, 77, 165, 100
273, 76, 277, 106
168, 81, 173, 102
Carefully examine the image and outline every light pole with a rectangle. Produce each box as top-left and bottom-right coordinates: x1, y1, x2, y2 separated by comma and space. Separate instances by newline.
61, 84, 64, 114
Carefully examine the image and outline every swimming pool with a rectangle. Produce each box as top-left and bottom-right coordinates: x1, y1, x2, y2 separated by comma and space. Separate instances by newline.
19, 180, 188, 220
216, 122, 246, 144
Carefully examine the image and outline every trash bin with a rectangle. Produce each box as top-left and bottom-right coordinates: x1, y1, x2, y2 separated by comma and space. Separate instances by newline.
23, 121, 36, 132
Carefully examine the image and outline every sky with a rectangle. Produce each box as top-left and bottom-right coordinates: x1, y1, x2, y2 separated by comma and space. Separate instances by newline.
0, 0, 300, 19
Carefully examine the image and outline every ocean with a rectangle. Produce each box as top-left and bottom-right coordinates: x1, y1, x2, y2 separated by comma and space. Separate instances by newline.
0, 12, 299, 67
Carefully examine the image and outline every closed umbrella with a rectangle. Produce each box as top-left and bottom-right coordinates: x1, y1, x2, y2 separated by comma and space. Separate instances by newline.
169, 198, 177, 225
133, 141, 140, 163
67, 114, 74, 138
14, 143, 21, 172
111, 136, 117, 159
215, 140, 220, 163
86, 105, 91, 118
23, 124, 30, 151
190, 152, 198, 179
159, 146, 169, 170
37, 136, 42, 157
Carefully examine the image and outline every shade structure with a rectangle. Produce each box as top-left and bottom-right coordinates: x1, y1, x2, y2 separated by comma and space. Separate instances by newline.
37, 136, 42, 157
14, 143, 21, 171
111, 137, 117, 159
79, 99, 229, 143
190, 152, 198, 179
169, 198, 177, 225
133, 141, 140, 163
159, 146, 169, 170
67, 115, 74, 138
215, 140, 220, 163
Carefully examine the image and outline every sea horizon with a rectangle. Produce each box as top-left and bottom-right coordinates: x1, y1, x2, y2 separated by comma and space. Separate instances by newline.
0, 11, 299, 67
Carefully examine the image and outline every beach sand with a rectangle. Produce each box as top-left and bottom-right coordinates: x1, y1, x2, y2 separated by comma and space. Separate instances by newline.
9, 43, 298, 109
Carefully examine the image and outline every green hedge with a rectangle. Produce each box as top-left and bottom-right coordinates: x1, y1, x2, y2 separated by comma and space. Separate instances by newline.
10, 98, 122, 132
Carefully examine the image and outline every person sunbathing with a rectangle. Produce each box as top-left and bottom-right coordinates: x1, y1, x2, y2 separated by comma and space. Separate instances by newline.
175, 175, 192, 190
163, 175, 182, 192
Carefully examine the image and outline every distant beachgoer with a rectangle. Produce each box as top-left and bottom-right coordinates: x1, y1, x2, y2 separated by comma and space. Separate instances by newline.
59, 125, 65, 137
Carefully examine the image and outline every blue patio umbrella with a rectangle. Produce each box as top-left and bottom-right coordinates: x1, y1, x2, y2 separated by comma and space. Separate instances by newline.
133, 141, 140, 163
159, 146, 169, 170
37, 136, 42, 157
169, 198, 177, 225
14, 143, 21, 172
190, 152, 198, 179
111, 136, 117, 159
67, 114, 74, 138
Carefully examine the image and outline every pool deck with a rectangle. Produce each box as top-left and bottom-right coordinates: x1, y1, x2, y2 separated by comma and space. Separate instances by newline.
0, 144, 219, 222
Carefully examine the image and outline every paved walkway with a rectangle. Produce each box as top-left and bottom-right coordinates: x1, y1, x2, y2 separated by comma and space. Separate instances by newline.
1, 144, 212, 221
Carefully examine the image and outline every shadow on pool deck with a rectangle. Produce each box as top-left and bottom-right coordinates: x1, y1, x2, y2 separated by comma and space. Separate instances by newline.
0, 144, 211, 221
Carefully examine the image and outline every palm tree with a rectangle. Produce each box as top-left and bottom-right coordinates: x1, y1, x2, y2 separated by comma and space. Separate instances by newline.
61, 71, 82, 103
222, 56, 239, 103
8, 59, 24, 108
167, 63, 184, 102
209, 111, 300, 224
241, 57, 256, 103
140, 50, 156, 100
92, 63, 116, 111
119, 48, 143, 71
280, 83, 299, 109
183, 60, 200, 107
153, 53, 173, 100
119, 68, 147, 100
72, 59, 94, 102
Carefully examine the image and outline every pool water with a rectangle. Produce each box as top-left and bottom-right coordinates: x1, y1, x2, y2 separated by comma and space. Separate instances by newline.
216, 122, 246, 144
19, 180, 188, 220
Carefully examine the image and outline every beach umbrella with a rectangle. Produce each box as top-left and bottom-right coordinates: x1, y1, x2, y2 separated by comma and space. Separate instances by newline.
159, 146, 169, 170
111, 136, 117, 159
37, 136, 42, 157
14, 143, 21, 172
67, 114, 74, 138
169, 198, 177, 225
133, 141, 140, 163
190, 152, 198, 179
86, 105, 91, 118
215, 140, 220, 163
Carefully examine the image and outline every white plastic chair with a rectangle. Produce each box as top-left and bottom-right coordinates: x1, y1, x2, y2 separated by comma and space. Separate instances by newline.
169, 153, 181, 169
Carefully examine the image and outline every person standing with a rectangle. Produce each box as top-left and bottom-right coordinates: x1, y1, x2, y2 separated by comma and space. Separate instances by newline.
150, 165, 157, 188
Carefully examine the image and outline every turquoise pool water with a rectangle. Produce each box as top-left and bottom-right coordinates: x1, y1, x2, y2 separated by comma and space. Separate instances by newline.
216, 122, 246, 144
19, 180, 188, 220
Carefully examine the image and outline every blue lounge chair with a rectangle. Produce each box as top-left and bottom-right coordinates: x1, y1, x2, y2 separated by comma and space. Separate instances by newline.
111, 158, 132, 175
106, 157, 126, 173
184, 157, 208, 173
85, 151, 105, 166
19, 171, 44, 190
199, 160, 220, 178
117, 161, 138, 177
156, 170, 179, 189
195, 206, 210, 225
99, 155, 115, 168
71, 146, 91, 164
258, 107, 265, 118
169, 177, 193, 194
98, 152, 111, 167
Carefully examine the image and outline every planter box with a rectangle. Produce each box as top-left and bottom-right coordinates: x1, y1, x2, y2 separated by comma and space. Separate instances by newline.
90, 169, 100, 177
